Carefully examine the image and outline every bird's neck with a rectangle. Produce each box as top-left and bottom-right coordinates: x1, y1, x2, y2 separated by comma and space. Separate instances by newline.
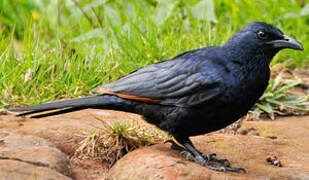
221, 44, 274, 85
222, 44, 277, 69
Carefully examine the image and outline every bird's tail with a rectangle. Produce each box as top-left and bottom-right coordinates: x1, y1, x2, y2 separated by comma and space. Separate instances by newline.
8, 95, 112, 118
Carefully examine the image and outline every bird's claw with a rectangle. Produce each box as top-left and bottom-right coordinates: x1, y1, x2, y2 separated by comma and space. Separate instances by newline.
166, 140, 245, 173
199, 159, 246, 173
222, 167, 246, 173
202, 153, 230, 167
215, 166, 246, 173
179, 150, 195, 161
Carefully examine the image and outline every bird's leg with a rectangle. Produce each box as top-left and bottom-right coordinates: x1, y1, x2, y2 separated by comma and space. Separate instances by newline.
201, 153, 230, 167
183, 140, 246, 173
165, 140, 195, 161
168, 138, 246, 173
165, 140, 230, 166
166, 140, 228, 165
183, 139, 246, 173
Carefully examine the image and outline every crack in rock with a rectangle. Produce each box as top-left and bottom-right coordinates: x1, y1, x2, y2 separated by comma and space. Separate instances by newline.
0, 156, 50, 168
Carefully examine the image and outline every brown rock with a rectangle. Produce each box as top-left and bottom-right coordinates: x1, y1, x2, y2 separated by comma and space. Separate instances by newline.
0, 134, 72, 178
0, 159, 71, 180
1, 109, 144, 144
108, 144, 242, 180
109, 116, 309, 180
0, 109, 146, 180
2, 109, 309, 179
1, 133, 55, 148
71, 159, 109, 180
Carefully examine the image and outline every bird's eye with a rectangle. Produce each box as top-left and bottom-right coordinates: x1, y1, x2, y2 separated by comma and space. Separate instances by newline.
257, 30, 269, 40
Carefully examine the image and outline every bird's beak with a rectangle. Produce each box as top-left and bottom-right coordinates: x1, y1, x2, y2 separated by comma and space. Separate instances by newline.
267, 35, 304, 50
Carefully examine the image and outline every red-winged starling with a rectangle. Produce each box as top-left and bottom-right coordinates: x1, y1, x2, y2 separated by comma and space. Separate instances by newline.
9, 22, 304, 172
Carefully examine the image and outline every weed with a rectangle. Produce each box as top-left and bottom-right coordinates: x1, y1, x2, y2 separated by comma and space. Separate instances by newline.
254, 68, 309, 119
74, 117, 168, 166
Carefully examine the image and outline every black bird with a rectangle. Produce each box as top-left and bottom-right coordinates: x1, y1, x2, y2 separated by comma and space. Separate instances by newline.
9, 22, 303, 172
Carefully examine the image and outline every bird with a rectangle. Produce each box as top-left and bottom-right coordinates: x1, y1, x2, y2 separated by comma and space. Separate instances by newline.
8, 22, 303, 173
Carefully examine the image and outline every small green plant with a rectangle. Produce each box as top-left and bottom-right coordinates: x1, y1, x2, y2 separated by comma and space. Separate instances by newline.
254, 72, 309, 119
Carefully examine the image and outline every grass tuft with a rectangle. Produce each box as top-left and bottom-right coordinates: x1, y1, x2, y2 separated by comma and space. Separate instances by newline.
74, 117, 168, 166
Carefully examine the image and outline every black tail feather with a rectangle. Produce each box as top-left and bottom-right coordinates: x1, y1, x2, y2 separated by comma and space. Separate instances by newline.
30, 107, 87, 118
15, 109, 54, 117
8, 95, 111, 117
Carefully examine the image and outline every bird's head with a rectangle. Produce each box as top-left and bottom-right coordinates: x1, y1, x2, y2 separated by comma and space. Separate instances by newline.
224, 22, 303, 62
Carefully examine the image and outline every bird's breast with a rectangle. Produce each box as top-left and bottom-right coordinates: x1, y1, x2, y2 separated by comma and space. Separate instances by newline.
222, 68, 270, 112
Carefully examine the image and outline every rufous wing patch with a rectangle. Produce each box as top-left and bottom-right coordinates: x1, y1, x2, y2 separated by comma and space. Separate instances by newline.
95, 87, 161, 103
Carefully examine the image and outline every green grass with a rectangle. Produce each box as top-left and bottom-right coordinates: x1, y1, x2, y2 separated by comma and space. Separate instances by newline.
0, 0, 308, 108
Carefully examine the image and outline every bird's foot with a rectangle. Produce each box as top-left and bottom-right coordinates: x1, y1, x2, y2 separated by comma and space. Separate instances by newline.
193, 156, 246, 173
165, 140, 229, 166
201, 153, 230, 167
165, 140, 246, 173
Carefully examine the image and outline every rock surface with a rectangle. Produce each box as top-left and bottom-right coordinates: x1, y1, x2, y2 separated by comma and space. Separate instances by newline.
0, 109, 144, 180
0, 160, 71, 180
108, 116, 309, 180
0, 134, 72, 179
1, 109, 309, 179
0, 109, 143, 144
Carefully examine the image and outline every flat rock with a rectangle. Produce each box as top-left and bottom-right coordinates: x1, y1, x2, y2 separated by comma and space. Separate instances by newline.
71, 159, 109, 180
1, 109, 143, 143
0, 134, 72, 178
2, 109, 309, 179
0, 109, 145, 179
0, 159, 71, 180
108, 116, 309, 180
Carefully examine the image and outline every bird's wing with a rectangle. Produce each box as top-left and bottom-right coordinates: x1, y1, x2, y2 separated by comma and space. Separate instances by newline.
92, 49, 225, 107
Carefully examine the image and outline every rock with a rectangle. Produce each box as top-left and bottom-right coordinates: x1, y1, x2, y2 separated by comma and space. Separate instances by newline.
0, 160, 71, 180
2, 109, 309, 179
108, 116, 309, 180
1, 133, 55, 148
0, 134, 72, 178
236, 128, 248, 135
70, 159, 109, 180
108, 144, 240, 180
1, 109, 144, 144
247, 128, 259, 136
0, 109, 146, 180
